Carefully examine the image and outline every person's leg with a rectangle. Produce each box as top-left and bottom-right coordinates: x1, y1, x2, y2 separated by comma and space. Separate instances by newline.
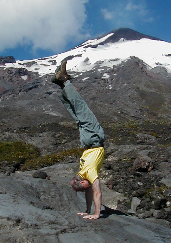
62, 81, 97, 124
62, 81, 104, 147
59, 93, 79, 124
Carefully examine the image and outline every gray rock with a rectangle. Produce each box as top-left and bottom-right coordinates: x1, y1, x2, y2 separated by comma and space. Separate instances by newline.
133, 155, 153, 172
129, 197, 141, 214
153, 210, 167, 219
136, 133, 157, 145
32, 170, 48, 179
161, 175, 171, 187
138, 210, 153, 219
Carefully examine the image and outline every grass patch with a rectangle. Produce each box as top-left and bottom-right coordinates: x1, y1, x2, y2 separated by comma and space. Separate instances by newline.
21, 148, 84, 170
0, 141, 40, 166
0, 141, 84, 171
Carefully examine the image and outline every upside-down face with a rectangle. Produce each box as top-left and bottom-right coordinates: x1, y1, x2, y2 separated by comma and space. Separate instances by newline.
70, 177, 90, 191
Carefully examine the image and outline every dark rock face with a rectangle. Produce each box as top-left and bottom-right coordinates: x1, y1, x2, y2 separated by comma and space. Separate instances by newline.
0, 66, 40, 95
103, 28, 162, 43
153, 199, 167, 210
32, 170, 48, 179
0, 56, 16, 64
79, 28, 162, 48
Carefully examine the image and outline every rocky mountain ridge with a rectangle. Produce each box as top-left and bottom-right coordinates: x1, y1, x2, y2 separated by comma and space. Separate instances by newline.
0, 56, 171, 124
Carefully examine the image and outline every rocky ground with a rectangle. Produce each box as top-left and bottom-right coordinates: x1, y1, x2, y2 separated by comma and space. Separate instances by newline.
0, 162, 171, 243
103, 121, 171, 222
0, 118, 171, 242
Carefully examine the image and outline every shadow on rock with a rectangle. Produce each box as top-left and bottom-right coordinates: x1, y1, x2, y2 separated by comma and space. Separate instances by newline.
100, 205, 128, 218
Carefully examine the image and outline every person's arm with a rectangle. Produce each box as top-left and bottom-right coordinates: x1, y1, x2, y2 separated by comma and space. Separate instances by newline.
77, 185, 93, 216
83, 179, 102, 220
85, 186, 93, 213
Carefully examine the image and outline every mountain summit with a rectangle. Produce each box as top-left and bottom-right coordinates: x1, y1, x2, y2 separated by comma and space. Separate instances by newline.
101, 28, 162, 44
79, 28, 162, 49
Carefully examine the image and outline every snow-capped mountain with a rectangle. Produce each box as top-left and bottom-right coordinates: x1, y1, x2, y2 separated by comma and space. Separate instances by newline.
0, 28, 171, 126
2, 28, 171, 77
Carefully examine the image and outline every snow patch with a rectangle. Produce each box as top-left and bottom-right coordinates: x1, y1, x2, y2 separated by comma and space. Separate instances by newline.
79, 33, 114, 48
118, 38, 126, 42
21, 75, 28, 80
102, 73, 110, 79
82, 77, 89, 81
2, 38, 171, 76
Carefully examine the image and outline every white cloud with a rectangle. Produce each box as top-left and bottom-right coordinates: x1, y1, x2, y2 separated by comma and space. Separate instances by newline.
101, 0, 154, 28
101, 9, 113, 20
0, 0, 89, 53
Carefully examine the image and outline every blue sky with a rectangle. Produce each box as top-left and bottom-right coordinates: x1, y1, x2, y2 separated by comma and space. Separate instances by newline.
0, 0, 170, 60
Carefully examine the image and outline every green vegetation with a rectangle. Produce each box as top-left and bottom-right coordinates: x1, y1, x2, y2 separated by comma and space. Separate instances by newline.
0, 141, 84, 171
0, 141, 40, 165
21, 147, 84, 170
1, 119, 170, 171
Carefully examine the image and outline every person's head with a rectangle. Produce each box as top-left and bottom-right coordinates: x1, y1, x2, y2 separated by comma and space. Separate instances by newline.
70, 177, 90, 192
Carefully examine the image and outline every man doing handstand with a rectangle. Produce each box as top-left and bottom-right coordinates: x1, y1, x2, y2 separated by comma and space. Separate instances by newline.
52, 60, 105, 220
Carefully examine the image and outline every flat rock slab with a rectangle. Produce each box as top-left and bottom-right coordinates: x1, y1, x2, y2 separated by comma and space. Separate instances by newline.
161, 174, 171, 187
0, 163, 171, 243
